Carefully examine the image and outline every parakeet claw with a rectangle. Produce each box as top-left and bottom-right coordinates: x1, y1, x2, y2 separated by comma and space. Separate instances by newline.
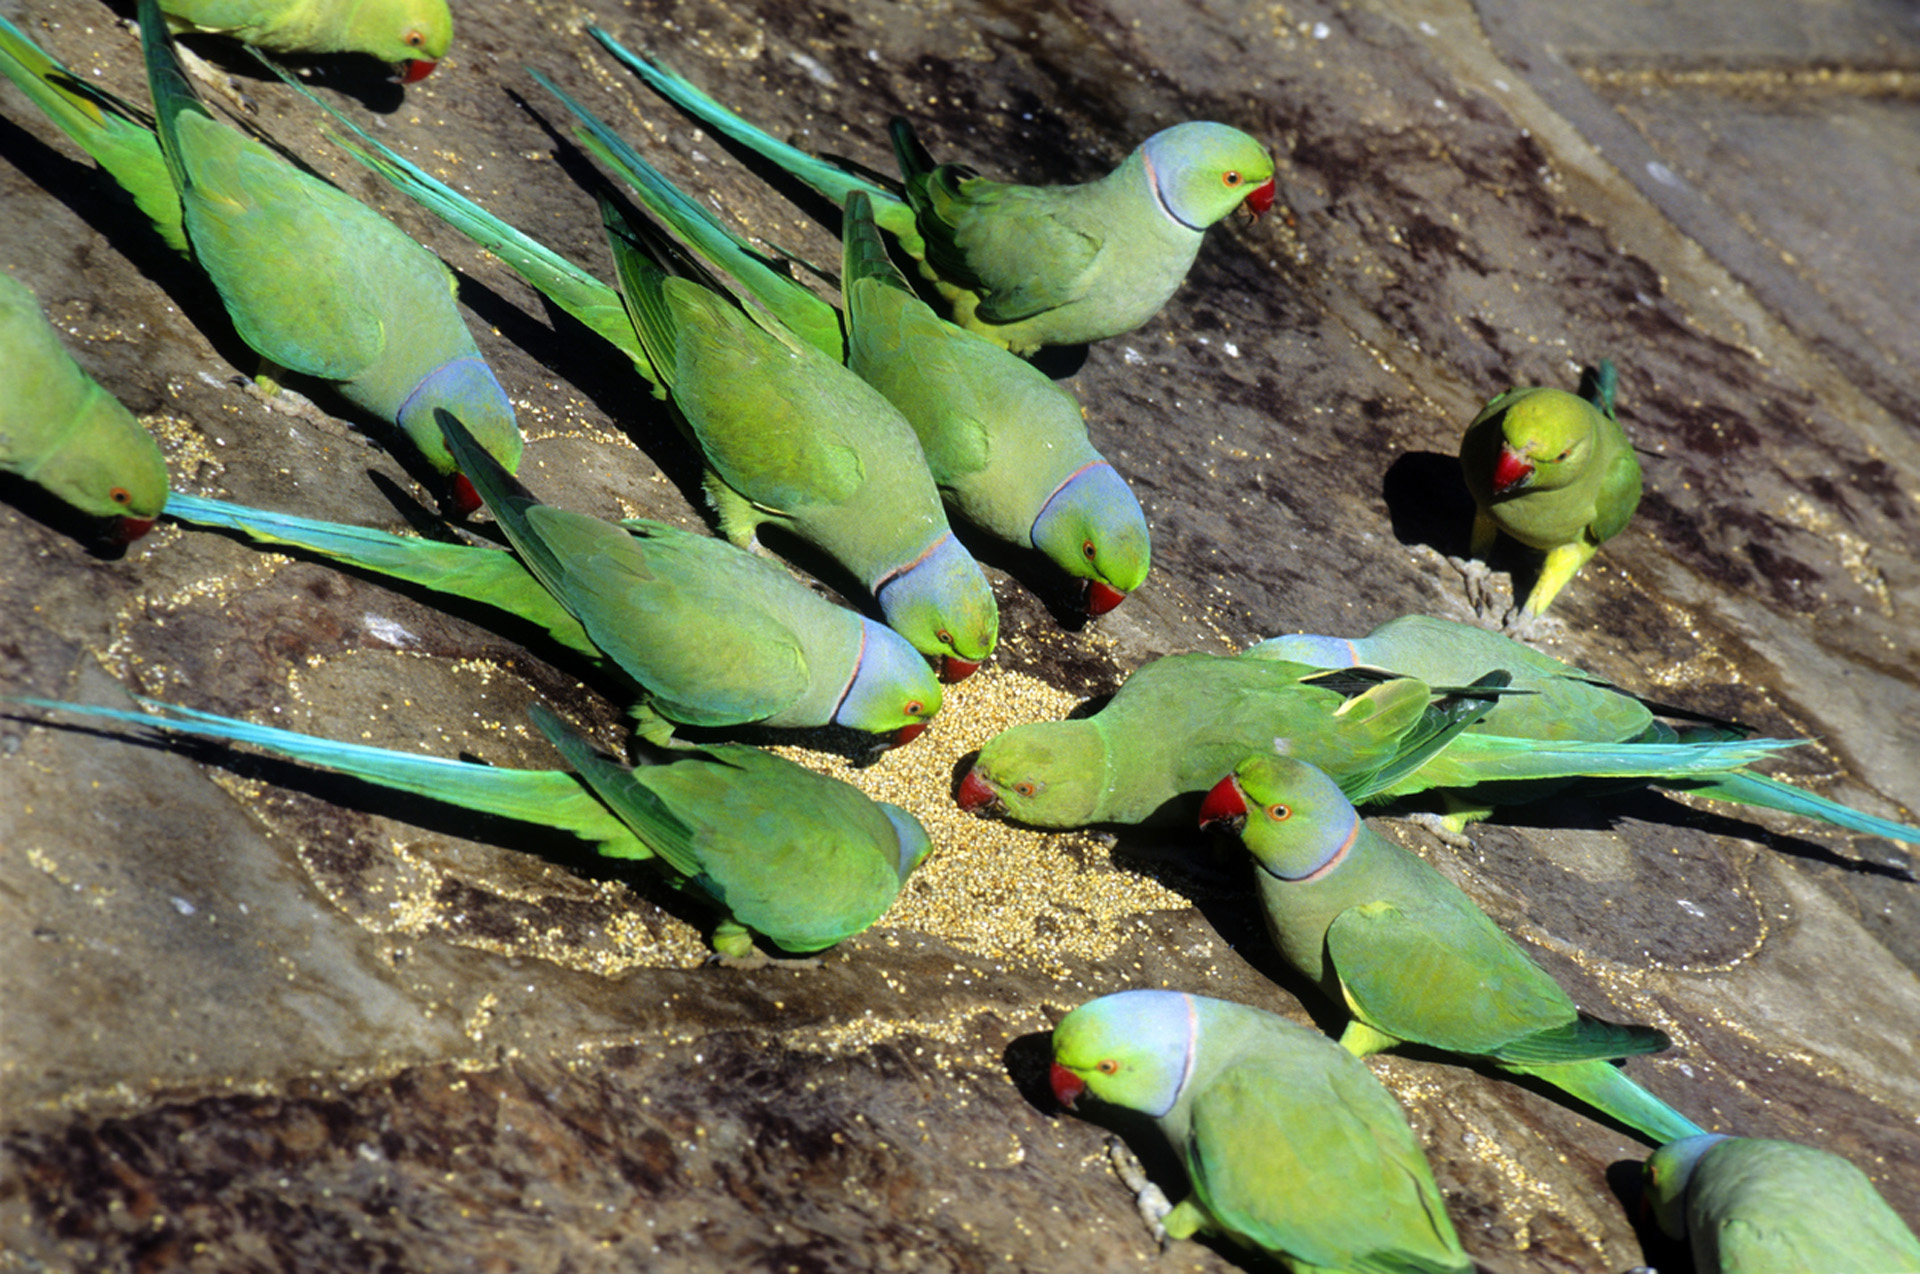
710, 947, 824, 971
1446, 553, 1504, 619
1403, 810, 1475, 851
1106, 1138, 1173, 1245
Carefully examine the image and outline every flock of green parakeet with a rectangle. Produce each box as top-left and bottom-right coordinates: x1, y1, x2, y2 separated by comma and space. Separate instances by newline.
3, 2, 1918, 1270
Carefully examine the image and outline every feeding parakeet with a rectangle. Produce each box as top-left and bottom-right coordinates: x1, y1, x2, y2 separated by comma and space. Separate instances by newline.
1199, 753, 1705, 1144
164, 475, 941, 750
955, 645, 1796, 830
1458, 360, 1641, 622
1051, 990, 1471, 1272
586, 27, 1276, 354
158, 0, 452, 82
0, 273, 169, 544
10, 695, 933, 963
135, 0, 522, 514
1642, 1133, 1920, 1273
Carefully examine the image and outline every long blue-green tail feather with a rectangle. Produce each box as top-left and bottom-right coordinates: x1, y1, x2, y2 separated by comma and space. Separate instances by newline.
525, 66, 845, 361
1506, 1057, 1706, 1146
584, 27, 914, 234
9, 694, 645, 857
1657, 769, 1920, 847
164, 491, 603, 665
1384, 732, 1801, 801
247, 54, 652, 377
0, 12, 187, 251
135, 0, 203, 201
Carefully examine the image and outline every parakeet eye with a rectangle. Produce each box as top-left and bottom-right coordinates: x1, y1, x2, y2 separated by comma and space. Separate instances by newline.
1266, 803, 1292, 822
937, 628, 953, 646
1553, 448, 1573, 462
1222, 171, 1244, 188
1013, 781, 1037, 798
109, 486, 133, 506
1096, 1059, 1120, 1075
1081, 539, 1097, 561
404, 30, 426, 48
905, 699, 925, 716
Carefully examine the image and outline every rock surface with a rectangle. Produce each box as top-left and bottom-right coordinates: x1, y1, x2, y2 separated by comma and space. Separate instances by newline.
2, 0, 1917, 1269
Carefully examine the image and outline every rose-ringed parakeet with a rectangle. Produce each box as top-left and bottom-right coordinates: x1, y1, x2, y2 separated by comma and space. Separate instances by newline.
1459, 360, 1641, 622
136, 0, 521, 515
518, 71, 1153, 617
1642, 1134, 1920, 1273
1251, 614, 1920, 844
0, 274, 169, 545
163, 471, 941, 749
158, 0, 452, 83
1051, 990, 1472, 1272
586, 27, 1277, 355
1199, 754, 1705, 1145
11, 695, 934, 963
0, 13, 186, 253
955, 646, 1795, 829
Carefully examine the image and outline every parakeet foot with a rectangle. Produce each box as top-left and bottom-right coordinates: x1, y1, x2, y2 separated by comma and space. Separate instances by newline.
1403, 810, 1475, 850
1499, 606, 1566, 643
709, 947, 824, 971
1446, 553, 1505, 620
1105, 1138, 1173, 1245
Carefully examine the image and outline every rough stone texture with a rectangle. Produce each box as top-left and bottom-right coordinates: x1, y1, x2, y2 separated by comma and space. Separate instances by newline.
3, 0, 1918, 1270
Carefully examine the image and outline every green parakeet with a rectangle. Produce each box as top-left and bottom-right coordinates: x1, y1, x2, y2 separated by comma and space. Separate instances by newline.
586, 27, 1277, 355
955, 646, 1794, 829
159, 0, 452, 82
1199, 754, 1705, 1144
0, 274, 169, 543
1643, 1134, 1920, 1273
12, 695, 934, 962
1051, 990, 1471, 1272
600, 197, 999, 681
1250, 614, 1920, 844
164, 477, 941, 749
841, 191, 1151, 614
0, 13, 186, 253
137, 0, 522, 515
1459, 360, 1642, 620
521, 70, 1153, 616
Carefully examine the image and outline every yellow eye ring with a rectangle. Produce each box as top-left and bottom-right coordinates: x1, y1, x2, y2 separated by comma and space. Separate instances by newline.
1267, 803, 1292, 822
1096, 1059, 1119, 1075
1223, 170, 1244, 187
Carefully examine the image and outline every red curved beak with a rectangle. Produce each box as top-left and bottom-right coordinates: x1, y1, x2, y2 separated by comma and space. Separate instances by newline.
892, 721, 928, 748
1049, 1061, 1086, 1109
110, 516, 157, 547
447, 473, 483, 518
955, 767, 1000, 813
1244, 176, 1277, 218
398, 58, 438, 84
1084, 579, 1128, 616
1198, 773, 1249, 832
1491, 443, 1534, 494
940, 655, 981, 683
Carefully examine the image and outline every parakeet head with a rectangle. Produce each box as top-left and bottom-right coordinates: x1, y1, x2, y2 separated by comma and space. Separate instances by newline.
879, 803, 937, 884
835, 620, 944, 746
1051, 990, 1198, 1117
873, 532, 999, 682
28, 395, 170, 540
956, 719, 1108, 827
1485, 388, 1598, 496
1029, 461, 1151, 616
1642, 1134, 1728, 1240
1241, 633, 1361, 669
1199, 754, 1359, 881
407, 369, 522, 517
349, 0, 454, 81
1139, 123, 1277, 230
